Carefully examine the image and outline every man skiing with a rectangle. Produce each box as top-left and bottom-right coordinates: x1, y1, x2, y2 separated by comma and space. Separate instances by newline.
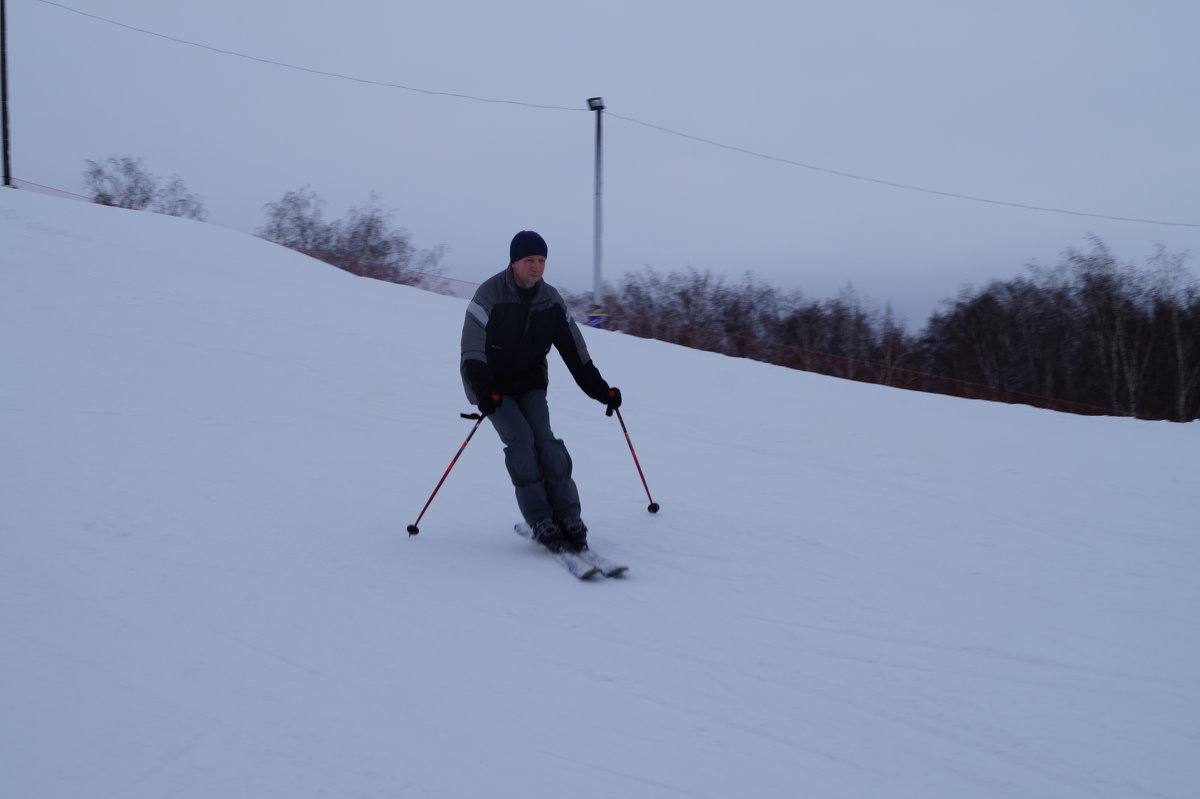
460, 230, 621, 553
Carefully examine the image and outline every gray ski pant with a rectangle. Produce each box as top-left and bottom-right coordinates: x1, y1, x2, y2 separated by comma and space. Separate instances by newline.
487, 390, 581, 525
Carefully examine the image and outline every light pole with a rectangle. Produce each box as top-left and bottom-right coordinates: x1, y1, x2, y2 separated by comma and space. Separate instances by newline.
587, 97, 604, 308
1, 0, 12, 187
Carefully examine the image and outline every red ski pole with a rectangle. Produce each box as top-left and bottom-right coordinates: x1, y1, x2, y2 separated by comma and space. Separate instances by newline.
407, 413, 485, 535
611, 407, 660, 513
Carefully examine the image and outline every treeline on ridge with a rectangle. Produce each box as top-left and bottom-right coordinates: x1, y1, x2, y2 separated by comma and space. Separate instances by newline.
585, 237, 1199, 422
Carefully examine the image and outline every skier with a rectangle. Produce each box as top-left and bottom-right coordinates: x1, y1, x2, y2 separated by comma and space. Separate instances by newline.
460, 230, 621, 553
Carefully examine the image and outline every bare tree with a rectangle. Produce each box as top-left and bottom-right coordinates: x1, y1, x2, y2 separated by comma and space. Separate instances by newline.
258, 186, 332, 253
82, 155, 206, 220
1147, 244, 1200, 421
84, 156, 156, 210
1067, 238, 1155, 416
152, 175, 208, 221
258, 187, 444, 286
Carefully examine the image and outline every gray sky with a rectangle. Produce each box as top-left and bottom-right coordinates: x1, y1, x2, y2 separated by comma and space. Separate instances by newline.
11, 0, 1200, 324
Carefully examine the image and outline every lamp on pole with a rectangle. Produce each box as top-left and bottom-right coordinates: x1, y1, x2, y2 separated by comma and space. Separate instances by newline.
587, 97, 604, 308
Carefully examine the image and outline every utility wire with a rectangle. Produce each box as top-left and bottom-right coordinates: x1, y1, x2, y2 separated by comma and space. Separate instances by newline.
608, 114, 1200, 228
33, 0, 578, 111
34, 0, 1200, 229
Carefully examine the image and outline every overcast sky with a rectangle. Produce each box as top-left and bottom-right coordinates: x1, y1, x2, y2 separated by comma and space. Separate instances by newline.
11, 0, 1200, 324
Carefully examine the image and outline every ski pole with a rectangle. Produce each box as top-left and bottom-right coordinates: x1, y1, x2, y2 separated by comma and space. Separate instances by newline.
407, 412, 485, 536
611, 406, 660, 513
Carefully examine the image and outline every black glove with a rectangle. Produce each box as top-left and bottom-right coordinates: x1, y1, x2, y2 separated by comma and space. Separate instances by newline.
477, 392, 502, 417
602, 386, 622, 417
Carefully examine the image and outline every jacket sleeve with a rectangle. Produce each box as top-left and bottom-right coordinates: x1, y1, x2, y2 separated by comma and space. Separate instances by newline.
553, 303, 609, 400
460, 294, 494, 404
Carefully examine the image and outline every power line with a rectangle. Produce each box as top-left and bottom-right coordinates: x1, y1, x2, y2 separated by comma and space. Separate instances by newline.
35, 0, 578, 110
608, 114, 1200, 229
33, 0, 1200, 229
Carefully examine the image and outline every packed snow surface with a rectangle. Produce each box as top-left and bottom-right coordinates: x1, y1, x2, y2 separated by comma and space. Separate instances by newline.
3, 189, 1197, 798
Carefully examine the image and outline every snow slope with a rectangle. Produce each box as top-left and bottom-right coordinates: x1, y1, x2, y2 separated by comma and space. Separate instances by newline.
2, 189, 1197, 798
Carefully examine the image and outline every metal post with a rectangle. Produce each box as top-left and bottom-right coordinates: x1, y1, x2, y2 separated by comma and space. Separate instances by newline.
587, 97, 605, 306
1, 0, 13, 187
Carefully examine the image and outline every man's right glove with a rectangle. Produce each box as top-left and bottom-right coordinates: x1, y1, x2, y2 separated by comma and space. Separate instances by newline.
603, 386, 622, 417
477, 392, 502, 417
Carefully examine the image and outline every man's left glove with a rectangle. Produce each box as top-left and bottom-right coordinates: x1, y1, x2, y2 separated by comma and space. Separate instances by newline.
602, 386, 622, 417
477, 392, 502, 417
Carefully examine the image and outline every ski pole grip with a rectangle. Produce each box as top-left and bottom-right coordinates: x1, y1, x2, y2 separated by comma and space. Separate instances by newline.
461, 412, 483, 420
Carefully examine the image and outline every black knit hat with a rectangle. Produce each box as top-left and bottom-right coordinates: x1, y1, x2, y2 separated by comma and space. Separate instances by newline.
510, 230, 548, 264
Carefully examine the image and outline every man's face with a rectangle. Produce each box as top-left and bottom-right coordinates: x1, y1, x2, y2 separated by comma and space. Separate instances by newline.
512, 255, 546, 288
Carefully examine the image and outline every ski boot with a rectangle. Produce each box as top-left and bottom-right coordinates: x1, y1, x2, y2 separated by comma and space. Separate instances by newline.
531, 519, 565, 553
559, 518, 589, 552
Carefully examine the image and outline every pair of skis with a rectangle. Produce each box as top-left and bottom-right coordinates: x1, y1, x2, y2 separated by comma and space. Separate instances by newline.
513, 522, 628, 580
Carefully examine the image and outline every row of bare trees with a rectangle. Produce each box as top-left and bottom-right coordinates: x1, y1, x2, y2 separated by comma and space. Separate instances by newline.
82, 156, 445, 286
591, 238, 1199, 421
921, 238, 1199, 421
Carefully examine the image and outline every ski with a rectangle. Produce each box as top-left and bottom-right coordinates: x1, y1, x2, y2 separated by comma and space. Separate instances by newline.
513, 523, 601, 580
513, 522, 628, 578
575, 548, 629, 578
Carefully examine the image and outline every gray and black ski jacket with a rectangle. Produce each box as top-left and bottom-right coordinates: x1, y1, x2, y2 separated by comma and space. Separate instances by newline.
460, 267, 608, 405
